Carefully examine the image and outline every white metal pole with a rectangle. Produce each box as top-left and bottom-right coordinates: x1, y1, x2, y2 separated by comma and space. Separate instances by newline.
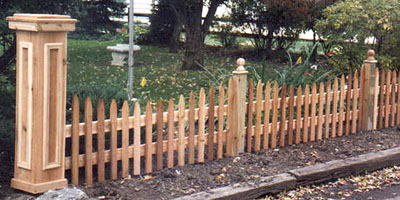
128, 0, 135, 99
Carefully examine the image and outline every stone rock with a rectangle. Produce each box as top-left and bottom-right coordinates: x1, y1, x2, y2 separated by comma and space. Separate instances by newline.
36, 187, 90, 200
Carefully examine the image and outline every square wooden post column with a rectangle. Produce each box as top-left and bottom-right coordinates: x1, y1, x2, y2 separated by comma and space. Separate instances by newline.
7, 14, 77, 194
230, 58, 248, 156
361, 50, 378, 131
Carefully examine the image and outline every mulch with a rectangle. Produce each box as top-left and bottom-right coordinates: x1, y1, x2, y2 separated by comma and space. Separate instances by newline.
80, 128, 400, 200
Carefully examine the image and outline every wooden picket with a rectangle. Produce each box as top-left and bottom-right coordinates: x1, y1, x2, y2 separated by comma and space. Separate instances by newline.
65, 66, 400, 187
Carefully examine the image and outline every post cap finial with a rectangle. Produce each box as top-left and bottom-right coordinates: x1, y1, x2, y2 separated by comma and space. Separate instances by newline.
237, 58, 245, 67
367, 50, 375, 61
236, 58, 246, 71
233, 58, 248, 75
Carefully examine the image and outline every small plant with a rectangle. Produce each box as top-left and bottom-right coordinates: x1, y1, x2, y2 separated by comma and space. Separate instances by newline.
198, 63, 233, 88
276, 43, 333, 87
250, 42, 334, 88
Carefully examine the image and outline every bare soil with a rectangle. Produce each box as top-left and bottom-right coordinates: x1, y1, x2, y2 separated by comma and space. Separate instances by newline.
79, 128, 400, 200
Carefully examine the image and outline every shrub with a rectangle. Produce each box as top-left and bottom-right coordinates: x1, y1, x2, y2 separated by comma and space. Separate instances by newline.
99, 24, 149, 44
0, 74, 15, 149
211, 22, 239, 48
316, 0, 400, 71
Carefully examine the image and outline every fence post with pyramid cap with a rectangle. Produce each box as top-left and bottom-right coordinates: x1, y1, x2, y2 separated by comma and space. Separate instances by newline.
7, 14, 77, 194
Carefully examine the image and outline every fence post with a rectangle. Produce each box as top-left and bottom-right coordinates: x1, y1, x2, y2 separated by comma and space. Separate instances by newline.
361, 50, 378, 130
230, 58, 248, 155
7, 14, 77, 194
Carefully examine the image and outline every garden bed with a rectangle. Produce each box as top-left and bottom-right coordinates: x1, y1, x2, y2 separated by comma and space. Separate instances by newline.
80, 127, 400, 199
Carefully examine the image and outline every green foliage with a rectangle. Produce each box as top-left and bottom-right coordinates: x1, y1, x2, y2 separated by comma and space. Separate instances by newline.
211, 23, 238, 48
230, 0, 306, 53
145, 0, 179, 45
66, 85, 128, 122
316, 0, 400, 70
74, 0, 126, 35
251, 43, 334, 87
99, 24, 149, 43
0, 74, 15, 147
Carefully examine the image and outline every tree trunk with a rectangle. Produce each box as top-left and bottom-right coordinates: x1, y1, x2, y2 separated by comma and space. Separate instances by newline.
169, 19, 182, 53
265, 27, 275, 59
171, 0, 223, 70
182, 29, 205, 70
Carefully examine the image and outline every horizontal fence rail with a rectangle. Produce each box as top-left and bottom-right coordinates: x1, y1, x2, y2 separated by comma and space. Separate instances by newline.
64, 57, 400, 187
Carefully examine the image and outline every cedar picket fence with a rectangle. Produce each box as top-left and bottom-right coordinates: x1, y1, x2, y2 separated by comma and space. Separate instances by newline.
10, 14, 394, 195
64, 53, 399, 186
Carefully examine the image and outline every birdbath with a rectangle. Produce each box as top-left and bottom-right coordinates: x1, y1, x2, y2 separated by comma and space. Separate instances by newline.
107, 44, 140, 66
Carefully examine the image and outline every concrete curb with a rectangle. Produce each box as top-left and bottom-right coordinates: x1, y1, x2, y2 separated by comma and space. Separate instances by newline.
174, 147, 400, 200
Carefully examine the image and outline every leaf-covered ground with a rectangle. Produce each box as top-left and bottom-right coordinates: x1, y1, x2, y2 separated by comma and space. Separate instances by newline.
67, 39, 282, 103
266, 166, 400, 200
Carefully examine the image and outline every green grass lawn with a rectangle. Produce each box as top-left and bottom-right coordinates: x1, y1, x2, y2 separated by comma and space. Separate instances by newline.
67, 39, 283, 104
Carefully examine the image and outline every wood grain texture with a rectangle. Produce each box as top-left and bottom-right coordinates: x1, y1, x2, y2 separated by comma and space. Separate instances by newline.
145, 102, 153, 173
358, 67, 365, 132
280, 84, 287, 147
84, 97, 93, 185
178, 96, 185, 166
208, 86, 215, 160
303, 85, 310, 142
156, 101, 164, 170
331, 78, 339, 138
122, 101, 129, 177
295, 86, 302, 144
167, 99, 174, 168
352, 71, 359, 134
391, 71, 396, 127
246, 80, 254, 152
338, 75, 345, 137
317, 83, 325, 140
345, 74, 352, 135
198, 88, 206, 163
263, 82, 271, 149
227, 79, 234, 156
217, 83, 225, 159
96, 99, 105, 182
310, 84, 317, 141
255, 80, 262, 151
385, 70, 391, 128
288, 85, 295, 145
188, 92, 195, 164
110, 100, 118, 179
373, 68, 380, 129
133, 102, 141, 175
325, 81, 332, 138
271, 82, 279, 148
71, 95, 80, 185
379, 70, 385, 129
